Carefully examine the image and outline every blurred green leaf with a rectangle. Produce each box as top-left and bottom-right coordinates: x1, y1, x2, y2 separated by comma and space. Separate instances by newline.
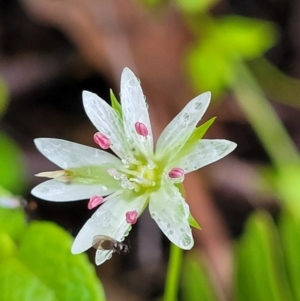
0, 258, 60, 301
187, 16, 277, 96
0, 132, 27, 194
218, 16, 277, 59
234, 211, 293, 301
0, 206, 26, 241
278, 206, 300, 301
182, 253, 218, 301
0, 79, 9, 117
0, 231, 16, 261
176, 0, 219, 14
249, 58, 300, 109
262, 164, 300, 206
0, 221, 106, 301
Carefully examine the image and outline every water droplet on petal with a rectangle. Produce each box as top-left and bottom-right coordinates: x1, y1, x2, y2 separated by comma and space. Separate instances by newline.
195, 101, 203, 110
183, 113, 190, 122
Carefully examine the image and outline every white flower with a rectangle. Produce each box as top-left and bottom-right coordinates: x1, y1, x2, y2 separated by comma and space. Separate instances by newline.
32, 68, 236, 265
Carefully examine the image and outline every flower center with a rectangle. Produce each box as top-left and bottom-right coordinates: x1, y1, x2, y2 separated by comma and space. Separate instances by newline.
107, 156, 159, 192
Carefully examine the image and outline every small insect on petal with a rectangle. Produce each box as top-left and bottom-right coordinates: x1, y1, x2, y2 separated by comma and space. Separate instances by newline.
168, 167, 185, 179
93, 132, 111, 149
88, 195, 104, 210
135, 122, 148, 137
126, 210, 138, 224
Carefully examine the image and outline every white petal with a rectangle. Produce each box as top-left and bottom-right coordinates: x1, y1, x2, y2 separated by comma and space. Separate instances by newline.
155, 92, 211, 161
149, 183, 194, 250
31, 179, 117, 201
71, 191, 148, 265
34, 138, 120, 169
82, 91, 132, 158
120, 68, 153, 157
172, 139, 237, 173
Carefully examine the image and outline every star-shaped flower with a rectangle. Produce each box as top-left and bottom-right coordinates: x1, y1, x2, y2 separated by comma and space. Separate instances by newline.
32, 67, 236, 265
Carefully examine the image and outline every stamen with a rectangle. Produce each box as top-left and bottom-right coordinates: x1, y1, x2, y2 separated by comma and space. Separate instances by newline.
146, 158, 156, 169
126, 210, 138, 224
94, 132, 111, 149
168, 167, 185, 179
88, 195, 104, 210
135, 122, 148, 136
35, 170, 73, 183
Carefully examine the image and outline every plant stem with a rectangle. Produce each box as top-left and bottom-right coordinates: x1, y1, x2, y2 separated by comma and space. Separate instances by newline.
233, 62, 300, 170
163, 243, 183, 301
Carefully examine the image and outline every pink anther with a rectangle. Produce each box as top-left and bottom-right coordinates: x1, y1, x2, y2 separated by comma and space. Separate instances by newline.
88, 195, 104, 210
93, 132, 111, 149
168, 167, 185, 179
126, 210, 138, 224
135, 122, 148, 137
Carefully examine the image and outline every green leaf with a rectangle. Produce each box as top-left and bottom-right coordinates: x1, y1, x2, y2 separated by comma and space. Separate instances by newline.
186, 15, 277, 97
217, 16, 277, 59
176, 0, 219, 14
187, 42, 233, 96
278, 205, 300, 301
6, 221, 106, 301
0, 79, 9, 117
0, 231, 16, 261
0, 258, 60, 301
110, 89, 122, 117
182, 253, 218, 301
234, 211, 293, 301
0, 206, 26, 241
261, 164, 300, 206
0, 132, 27, 194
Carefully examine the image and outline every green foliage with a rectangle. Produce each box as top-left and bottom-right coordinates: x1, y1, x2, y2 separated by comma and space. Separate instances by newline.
181, 253, 218, 301
175, 0, 218, 14
0, 206, 26, 241
0, 79, 9, 117
182, 208, 300, 301
0, 132, 27, 194
279, 206, 300, 301
0, 207, 106, 301
262, 164, 300, 207
234, 211, 293, 301
187, 16, 277, 96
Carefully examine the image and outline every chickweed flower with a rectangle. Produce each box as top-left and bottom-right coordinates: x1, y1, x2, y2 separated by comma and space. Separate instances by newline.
32, 68, 236, 265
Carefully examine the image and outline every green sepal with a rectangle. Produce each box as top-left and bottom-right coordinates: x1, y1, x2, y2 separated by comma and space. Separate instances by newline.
188, 117, 216, 143
188, 213, 202, 230
175, 183, 202, 229
174, 117, 216, 160
110, 89, 122, 117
